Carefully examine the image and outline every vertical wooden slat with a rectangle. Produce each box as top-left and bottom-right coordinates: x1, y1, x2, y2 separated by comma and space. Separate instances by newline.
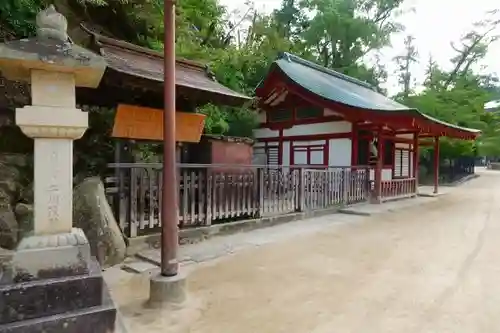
237, 174, 243, 217
322, 171, 326, 209
232, 175, 236, 218
118, 168, 128, 234
287, 171, 292, 212
182, 169, 188, 225
249, 172, 254, 215
300, 169, 309, 211
212, 173, 217, 221
148, 169, 155, 229
327, 170, 331, 207
253, 170, 258, 216
218, 172, 226, 219
158, 170, 163, 226
129, 168, 138, 237
259, 169, 265, 216
224, 175, 229, 218
205, 170, 212, 225
137, 169, 146, 229
342, 169, 348, 205
274, 170, 279, 214
241, 173, 247, 216
198, 170, 204, 224
190, 170, 196, 225
279, 170, 284, 213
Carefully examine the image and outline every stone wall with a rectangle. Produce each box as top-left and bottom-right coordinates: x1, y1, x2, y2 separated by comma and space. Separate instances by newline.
0, 154, 33, 249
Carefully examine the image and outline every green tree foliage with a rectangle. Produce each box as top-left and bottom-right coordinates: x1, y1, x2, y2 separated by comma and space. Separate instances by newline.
2, 0, 500, 162
393, 35, 418, 98
397, 12, 500, 160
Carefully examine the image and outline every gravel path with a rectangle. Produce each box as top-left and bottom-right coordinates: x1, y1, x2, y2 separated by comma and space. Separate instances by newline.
109, 169, 500, 333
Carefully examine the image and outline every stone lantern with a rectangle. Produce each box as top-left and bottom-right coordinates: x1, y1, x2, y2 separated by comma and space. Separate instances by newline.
0, 6, 118, 333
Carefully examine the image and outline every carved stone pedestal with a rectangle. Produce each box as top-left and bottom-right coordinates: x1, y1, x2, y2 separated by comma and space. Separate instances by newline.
0, 230, 117, 333
0, 5, 119, 333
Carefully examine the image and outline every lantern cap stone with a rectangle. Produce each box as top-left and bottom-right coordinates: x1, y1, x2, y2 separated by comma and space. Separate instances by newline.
0, 6, 106, 88
36, 4, 68, 42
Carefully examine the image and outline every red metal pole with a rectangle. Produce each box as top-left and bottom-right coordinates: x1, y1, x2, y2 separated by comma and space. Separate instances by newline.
161, 0, 179, 277
433, 136, 440, 194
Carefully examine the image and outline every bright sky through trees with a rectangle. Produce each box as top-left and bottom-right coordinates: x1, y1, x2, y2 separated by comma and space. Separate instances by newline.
220, 0, 500, 95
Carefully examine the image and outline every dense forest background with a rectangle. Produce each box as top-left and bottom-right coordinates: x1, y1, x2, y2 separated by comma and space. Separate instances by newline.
1, 0, 500, 163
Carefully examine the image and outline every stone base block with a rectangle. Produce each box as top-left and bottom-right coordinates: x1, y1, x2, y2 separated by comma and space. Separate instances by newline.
0, 229, 119, 332
0, 260, 103, 324
148, 271, 187, 307
8, 228, 91, 283
0, 281, 116, 333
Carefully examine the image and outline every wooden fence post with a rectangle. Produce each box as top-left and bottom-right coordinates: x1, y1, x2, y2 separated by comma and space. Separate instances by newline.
342, 168, 349, 205
258, 168, 264, 217
129, 167, 138, 238
298, 168, 305, 212
205, 169, 212, 226
365, 167, 371, 201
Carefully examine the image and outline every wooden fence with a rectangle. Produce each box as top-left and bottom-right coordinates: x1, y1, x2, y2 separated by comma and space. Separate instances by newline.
105, 164, 370, 237
380, 178, 417, 201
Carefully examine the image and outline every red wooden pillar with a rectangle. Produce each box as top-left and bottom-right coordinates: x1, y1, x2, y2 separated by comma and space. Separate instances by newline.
413, 131, 420, 194
351, 122, 358, 166
433, 136, 440, 194
373, 128, 384, 203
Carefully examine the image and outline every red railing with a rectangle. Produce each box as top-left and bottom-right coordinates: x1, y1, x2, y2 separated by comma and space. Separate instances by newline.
380, 178, 417, 201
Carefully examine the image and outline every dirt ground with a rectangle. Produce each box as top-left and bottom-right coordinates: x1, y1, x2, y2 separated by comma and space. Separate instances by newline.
109, 169, 500, 333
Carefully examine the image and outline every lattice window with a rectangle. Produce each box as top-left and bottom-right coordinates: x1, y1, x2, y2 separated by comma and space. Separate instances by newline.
296, 107, 323, 119
266, 146, 279, 165
267, 109, 293, 122
292, 144, 326, 166
394, 149, 411, 178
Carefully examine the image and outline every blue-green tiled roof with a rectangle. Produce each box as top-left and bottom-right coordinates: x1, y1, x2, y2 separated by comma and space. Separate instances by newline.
269, 52, 480, 136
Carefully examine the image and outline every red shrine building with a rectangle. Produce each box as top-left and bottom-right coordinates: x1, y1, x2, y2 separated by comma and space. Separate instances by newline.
253, 53, 480, 202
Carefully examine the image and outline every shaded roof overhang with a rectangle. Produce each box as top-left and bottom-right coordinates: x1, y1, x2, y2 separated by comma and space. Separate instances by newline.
81, 25, 252, 107
257, 53, 480, 140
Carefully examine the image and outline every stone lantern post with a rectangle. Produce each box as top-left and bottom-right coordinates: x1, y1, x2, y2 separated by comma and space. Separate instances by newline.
0, 6, 118, 333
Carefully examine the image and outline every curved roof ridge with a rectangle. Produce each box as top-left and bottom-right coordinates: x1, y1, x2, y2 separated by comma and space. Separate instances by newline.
277, 52, 376, 91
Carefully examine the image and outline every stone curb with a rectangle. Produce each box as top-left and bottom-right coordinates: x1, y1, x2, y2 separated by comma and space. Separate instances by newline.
126, 206, 343, 256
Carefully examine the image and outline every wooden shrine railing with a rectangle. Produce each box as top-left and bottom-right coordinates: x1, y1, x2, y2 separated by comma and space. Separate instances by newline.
105, 164, 370, 238
380, 178, 417, 201
302, 168, 370, 210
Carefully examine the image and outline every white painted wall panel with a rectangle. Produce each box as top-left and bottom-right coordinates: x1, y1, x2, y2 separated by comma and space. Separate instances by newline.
293, 140, 326, 146
396, 133, 414, 140
369, 169, 392, 181
395, 142, 410, 149
257, 112, 266, 124
329, 138, 351, 167
282, 142, 290, 167
253, 148, 267, 165
283, 121, 351, 136
294, 151, 307, 165
253, 128, 279, 139
310, 150, 324, 165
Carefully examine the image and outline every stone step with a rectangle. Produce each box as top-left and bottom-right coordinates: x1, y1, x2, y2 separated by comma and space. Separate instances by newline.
0, 259, 103, 325
0, 283, 117, 333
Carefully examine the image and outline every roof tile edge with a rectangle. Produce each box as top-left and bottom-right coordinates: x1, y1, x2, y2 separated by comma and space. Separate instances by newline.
80, 23, 210, 72
277, 52, 376, 91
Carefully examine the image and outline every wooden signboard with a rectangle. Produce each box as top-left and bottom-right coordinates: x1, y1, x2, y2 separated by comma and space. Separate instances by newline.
111, 104, 206, 143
